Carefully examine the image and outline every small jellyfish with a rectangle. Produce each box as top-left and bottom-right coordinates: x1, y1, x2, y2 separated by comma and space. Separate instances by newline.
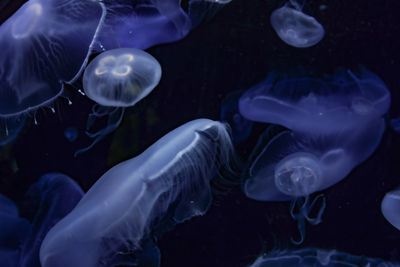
381, 188, 400, 231
270, 0, 325, 47
96, 0, 192, 51
240, 68, 390, 243
64, 127, 78, 143
83, 48, 161, 107
40, 119, 234, 267
390, 117, 400, 132
188, 0, 232, 28
76, 48, 162, 156
247, 247, 396, 267
220, 90, 253, 143
0, 0, 105, 143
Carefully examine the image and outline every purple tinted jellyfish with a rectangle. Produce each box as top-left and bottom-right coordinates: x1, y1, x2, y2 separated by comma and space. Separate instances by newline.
0, 0, 105, 143
95, 0, 192, 51
381, 187, 400, 231
75, 48, 162, 156
247, 247, 397, 266
270, 0, 325, 48
240, 68, 390, 243
0, 173, 83, 267
40, 119, 234, 267
188, 0, 232, 28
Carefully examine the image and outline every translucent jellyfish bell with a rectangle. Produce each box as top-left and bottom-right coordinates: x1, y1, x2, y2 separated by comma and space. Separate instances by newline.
381, 188, 400, 231
270, 0, 325, 47
40, 119, 234, 267
83, 48, 162, 107
96, 0, 192, 51
247, 247, 397, 267
0, 0, 105, 142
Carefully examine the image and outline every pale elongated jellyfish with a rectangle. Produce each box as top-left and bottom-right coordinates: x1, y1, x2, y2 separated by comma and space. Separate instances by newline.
96, 0, 192, 51
0, 0, 105, 144
40, 119, 234, 267
76, 48, 162, 156
270, 0, 324, 47
240, 68, 390, 243
247, 247, 397, 267
381, 188, 400, 231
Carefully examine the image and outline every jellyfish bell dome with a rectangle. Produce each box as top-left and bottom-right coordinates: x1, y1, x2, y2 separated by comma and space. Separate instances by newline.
270, 0, 325, 48
381, 188, 400, 231
83, 48, 162, 107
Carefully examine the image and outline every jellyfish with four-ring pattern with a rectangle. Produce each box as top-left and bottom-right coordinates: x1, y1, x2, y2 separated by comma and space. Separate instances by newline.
270, 0, 325, 48
239, 68, 391, 244
0, 0, 105, 144
40, 119, 235, 267
75, 47, 162, 156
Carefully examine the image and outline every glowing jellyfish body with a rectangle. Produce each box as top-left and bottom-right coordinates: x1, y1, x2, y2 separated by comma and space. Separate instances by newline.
240, 69, 390, 200
247, 248, 396, 267
96, 0, 192, 51
240, 69, 390, 243
0, 173, 83, 267
381, 188, 400, 231
83, 48, 161, 107
270, 0, 325, 48
0, 0, 105, 143
40, 119, 234, 267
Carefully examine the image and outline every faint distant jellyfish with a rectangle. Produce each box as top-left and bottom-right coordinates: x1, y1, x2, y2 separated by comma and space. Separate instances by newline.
96, 0, 192, 51
0, 0, 105, 144
381, 188, 400, 231
247, 247, 396, 267
64, 127, 78, 143
240, 68, 390, 243
40, 119, 234, 267
188, 0, 232, 28
220, 90, 253, 143
390, 117, 400, 132
270, 0, 325, 47
75, 48, 162, 156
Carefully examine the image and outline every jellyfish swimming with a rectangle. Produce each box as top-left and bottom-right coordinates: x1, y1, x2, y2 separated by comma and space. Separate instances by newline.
381, 187, 400, 231
64, 127, 78, 143
270, 0, 325, 48
240, 68, 391, 243
40, 119, 234, 267
75, 48, 162, 156
247, 247, 397, 267
188, 0, 232, 28
95, 0, 192, 51
0, 173, 83, 267
220, 90, 253, 144
0, 0, 105, 144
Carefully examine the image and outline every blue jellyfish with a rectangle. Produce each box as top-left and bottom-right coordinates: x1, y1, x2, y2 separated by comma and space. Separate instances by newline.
390, 117, 400, 132
247, 247, 397, 266
0, 173, 83, 267
64, 127, 78, 143
0, 0, 105, 144
40, 119, 234, 267
270, 0, 325, 48
188, 0, 232, 28
381, 187, 400, 231
220, 90, 253, 144
240, 68, 391, 243
95, 0, 192, 51
75, 48, 162, 156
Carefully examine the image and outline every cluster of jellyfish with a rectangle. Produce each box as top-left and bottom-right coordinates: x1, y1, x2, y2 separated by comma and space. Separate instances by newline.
1, 0, 400, 266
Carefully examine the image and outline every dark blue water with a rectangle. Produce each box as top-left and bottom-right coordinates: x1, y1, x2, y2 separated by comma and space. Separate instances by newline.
1, 0, 400, 266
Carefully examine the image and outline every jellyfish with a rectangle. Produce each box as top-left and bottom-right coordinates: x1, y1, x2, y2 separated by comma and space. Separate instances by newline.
247, 247, 396, 267
220, 90, 253, 144
188, 0, 232, 28
0, 0, 105, 144
240, 68, 391, 243
64, 127, 78, 143
270, 0, 325, 48
0, 173, 83, 267
95, 0, 192, 51
390, 117, 400, 132
75, 48, 162, 156
381, 187, 400, 231
40, 119, 234, 267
